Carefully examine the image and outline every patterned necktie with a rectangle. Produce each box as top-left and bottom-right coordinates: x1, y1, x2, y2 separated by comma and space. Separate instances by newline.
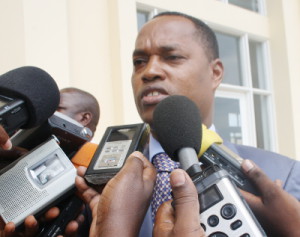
151, 152, 179, 222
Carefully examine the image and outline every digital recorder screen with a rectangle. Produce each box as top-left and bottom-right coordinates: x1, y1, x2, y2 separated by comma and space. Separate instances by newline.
107, 127, 137, 142
0, 96, 9, 108
199, 184, 223, 213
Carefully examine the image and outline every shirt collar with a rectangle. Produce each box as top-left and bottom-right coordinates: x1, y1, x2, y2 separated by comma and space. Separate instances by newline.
149, 134, 164, 163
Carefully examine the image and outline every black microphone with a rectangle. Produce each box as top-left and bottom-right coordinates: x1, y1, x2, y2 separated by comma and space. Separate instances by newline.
153, 95, 265, 236
0, 66, 60, 136
153, 95, 202, 175
153, 95, 257, 194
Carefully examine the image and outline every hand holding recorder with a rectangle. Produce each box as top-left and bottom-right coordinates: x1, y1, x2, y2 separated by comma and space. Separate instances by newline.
76, 151, 156, 237
0, 66, 82, 237
0, 125, 11, 151
154, 169, 205, 237
241, 159, 300, 237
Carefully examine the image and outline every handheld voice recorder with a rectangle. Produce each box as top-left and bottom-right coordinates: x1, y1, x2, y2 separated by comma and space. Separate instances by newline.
84, 123, 149, 185
192, 165, 266, 237
0, 136, 76, 227
200, 143, 258, 195
11, 111, 92, 157
0, 94, 28, 136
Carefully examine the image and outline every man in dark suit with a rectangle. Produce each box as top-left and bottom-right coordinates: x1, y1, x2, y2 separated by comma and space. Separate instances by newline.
74, 10, 300, 236
130, 11, 300, 236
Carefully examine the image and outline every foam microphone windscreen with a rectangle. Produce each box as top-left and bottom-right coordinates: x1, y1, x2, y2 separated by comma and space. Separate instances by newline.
0, 66, 60, 128
153, 95, 202, 161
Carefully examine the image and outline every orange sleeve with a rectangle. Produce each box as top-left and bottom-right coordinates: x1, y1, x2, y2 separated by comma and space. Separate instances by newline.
71, 142, 98, 168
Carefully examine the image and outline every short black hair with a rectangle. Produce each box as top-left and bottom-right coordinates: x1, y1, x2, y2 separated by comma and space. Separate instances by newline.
153, 11, 219, 60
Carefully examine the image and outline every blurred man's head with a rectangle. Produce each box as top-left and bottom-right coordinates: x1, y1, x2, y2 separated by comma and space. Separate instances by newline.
57, 87, 100, 134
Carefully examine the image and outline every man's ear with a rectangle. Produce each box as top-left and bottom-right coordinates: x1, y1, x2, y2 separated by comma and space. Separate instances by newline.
79, 111, 92, 127
211, 58, 224, 90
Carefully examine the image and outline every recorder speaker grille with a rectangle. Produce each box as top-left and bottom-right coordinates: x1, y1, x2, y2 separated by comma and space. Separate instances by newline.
0, 160, 48, 221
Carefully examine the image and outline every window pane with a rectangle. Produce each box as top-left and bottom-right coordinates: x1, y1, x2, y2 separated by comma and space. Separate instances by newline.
215, 32, 243, 86
228, 0, 259, 12
249, 41, 267, 89
214, 97, 243, 144
137, 10, 149, 31
254, 94, 271, 150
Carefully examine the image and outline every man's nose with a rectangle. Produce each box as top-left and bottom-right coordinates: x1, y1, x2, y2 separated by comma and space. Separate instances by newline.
142, 56, 165, 82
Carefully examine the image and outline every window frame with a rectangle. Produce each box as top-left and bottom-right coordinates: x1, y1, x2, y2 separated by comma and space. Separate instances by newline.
135, 5, 277, 152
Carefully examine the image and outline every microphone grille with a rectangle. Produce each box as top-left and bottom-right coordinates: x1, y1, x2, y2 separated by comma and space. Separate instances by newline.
153, 95, 202, 161
0, 66, 60, 128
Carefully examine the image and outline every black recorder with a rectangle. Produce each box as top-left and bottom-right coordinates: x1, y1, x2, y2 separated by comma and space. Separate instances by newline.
0, 94, 28, 136
200, 143, 258, 195
84, 123, 149, 185
11, 111, 92, 157
192, 165, 266, 237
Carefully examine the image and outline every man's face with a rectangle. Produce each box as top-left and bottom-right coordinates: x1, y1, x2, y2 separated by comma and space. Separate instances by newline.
131, 15, 223, 127
57, 92, 82, 123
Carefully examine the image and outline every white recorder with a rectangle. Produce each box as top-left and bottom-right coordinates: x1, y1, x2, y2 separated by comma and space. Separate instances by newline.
0, 136, 76, 227
193, 165, 266, 237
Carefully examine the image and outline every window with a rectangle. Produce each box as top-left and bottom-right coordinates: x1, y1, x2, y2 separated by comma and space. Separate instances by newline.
216, 0, 266, 14
215, 32, 243, 86
214, 31, 274, 151
137, 10, 150, 31
135, 6, 275, 151
136, 4, 164, 31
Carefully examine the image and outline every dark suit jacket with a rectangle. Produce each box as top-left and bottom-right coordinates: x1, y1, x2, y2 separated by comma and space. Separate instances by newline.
224, 141, 300, 200
138, 141, 300, 237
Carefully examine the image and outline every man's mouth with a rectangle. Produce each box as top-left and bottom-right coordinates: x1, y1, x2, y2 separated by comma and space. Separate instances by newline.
145, 90, 161, 97
141, 89, 168, 105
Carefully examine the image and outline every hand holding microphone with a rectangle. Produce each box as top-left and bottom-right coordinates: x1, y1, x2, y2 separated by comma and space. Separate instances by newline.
0, 66, 60, 167
0, 125, 12, 150
0, 125, 28, 169
0, 66, 81, 237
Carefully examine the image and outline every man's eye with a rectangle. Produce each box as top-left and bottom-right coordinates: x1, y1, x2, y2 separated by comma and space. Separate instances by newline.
166, 55, 182, 60
133, 58, 147, 66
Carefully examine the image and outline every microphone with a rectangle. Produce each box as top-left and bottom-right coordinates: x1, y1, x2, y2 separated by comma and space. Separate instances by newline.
153, 95, 265, 236
152, 95, 202, 175
0, 66, 60, 136
153, 95, 257, 194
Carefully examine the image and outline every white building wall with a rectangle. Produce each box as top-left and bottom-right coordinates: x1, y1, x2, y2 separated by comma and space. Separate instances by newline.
0, 0, 299, 159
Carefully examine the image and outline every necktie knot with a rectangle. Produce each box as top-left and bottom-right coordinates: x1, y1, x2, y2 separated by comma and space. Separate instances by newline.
152, 152, 179, 172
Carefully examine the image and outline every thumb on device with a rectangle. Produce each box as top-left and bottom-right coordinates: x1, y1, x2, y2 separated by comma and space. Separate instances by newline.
154, 169, 205, 237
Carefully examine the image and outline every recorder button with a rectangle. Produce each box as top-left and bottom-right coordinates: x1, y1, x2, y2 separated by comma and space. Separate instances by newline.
200, 223, 206, 231
230, 219, 242, 230
208, 232, 228, 237
207, 215, 219, 227
221, 203, 236, 220
240, 234, 250, 237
